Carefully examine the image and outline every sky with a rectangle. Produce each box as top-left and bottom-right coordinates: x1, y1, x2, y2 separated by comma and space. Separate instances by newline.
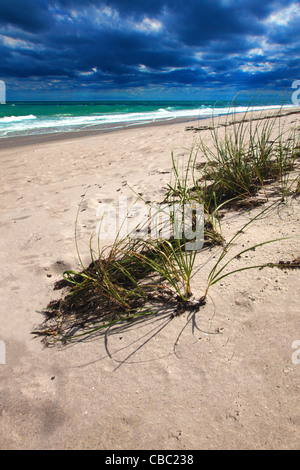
0, 0, 299, 101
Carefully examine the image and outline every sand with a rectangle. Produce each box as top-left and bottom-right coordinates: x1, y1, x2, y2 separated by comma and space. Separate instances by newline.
0, 108, 299, 450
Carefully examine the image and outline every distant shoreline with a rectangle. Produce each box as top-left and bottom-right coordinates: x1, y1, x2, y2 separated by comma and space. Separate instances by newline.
0, 116, 201, 149
0, 106, 298, 149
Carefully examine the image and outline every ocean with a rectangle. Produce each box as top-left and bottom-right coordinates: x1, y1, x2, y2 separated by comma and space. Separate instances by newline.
0, 99, 296, 139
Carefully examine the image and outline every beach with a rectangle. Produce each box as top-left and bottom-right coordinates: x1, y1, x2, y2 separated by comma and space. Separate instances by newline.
0, 108, 299, 450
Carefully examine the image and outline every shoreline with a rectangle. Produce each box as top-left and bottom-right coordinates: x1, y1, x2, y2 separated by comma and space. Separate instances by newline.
0, 106, 298, 149
0, 116, 199, 149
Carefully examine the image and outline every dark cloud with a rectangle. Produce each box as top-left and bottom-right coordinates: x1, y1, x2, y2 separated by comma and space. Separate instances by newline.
0, 0, 52, 32
164, 1, 262, 47
0, 0, 299, 98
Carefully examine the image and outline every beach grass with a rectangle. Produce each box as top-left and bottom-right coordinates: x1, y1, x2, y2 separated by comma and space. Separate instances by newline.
34, 106, 299, 344
190, 107, 300, 209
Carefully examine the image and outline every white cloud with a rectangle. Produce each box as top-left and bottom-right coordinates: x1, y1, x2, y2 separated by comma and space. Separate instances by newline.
135, 17, 163, 33
78, 67, 98, 76
0, 34, 35, 50
265, 2, 300, 26
240, 62, 273, 73
194, 51, 204, 61
246, 35, 286, 59
248, 47, 264, 57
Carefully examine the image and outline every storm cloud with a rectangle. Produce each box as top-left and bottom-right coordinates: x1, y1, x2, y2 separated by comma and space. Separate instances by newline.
0, 0, 299, 99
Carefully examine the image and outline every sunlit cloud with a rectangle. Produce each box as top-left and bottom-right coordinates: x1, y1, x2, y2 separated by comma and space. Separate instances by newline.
135, 16, 163, 32
265, 2, 300, 26
240, 62, 274, 73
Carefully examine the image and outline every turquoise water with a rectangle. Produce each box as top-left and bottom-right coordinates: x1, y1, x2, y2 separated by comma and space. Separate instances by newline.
0, 100, 295, 138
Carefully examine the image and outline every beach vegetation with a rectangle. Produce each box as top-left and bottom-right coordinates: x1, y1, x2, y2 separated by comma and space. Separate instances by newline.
190, 107, 300, 210
34, 105, 299, 345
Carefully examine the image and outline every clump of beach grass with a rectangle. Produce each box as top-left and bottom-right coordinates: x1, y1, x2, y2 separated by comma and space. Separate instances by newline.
33, 195, 207, 344
34, 196, 293, 346
192, 106, 300, 209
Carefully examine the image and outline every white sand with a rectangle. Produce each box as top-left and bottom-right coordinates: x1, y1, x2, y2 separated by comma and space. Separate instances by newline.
0, 109, 299, 449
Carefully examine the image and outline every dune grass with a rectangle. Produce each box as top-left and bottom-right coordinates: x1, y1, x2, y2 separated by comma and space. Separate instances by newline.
34, 105, 299, 344
192, 107, 300, 210
34, 198, 206, 343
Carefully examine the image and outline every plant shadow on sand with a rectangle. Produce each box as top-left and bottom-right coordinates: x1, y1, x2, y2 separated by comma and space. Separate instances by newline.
33, 277, 225, 370
33, 279, 214, 370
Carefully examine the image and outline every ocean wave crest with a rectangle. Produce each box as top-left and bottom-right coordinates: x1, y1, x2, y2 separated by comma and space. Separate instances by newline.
0, 114, 37, 123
